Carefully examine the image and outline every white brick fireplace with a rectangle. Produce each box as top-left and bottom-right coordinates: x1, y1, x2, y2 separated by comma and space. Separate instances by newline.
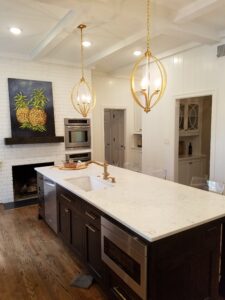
0, 58, 91, 203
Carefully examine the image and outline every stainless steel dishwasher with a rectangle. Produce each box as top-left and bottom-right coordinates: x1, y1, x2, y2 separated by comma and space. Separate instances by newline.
44, 177, 57, 233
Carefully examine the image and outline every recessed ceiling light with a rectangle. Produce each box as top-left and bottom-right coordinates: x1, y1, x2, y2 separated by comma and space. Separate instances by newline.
10, 27, 22, 35
133, 50, 142, 56
82, 41, 91, 48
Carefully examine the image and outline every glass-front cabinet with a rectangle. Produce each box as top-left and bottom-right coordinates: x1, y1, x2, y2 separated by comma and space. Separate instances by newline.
179, 100, 201, 136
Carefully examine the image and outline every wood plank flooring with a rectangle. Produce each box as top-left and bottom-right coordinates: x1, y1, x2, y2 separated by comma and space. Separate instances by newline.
0, 205, 107, 300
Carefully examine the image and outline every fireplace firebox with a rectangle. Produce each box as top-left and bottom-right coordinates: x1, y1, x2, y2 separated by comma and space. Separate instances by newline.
12, 162, 54, 202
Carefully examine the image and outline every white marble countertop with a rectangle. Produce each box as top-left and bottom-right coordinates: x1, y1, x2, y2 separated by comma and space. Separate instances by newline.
36, 164, 225, 242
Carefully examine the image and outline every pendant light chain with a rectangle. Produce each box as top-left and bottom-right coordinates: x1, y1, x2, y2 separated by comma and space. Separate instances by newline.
146, 0, 151, 53
80, 26, 84, 79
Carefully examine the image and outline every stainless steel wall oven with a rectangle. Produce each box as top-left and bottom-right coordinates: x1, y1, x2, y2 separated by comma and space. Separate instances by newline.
64, 118, 91, 149
65, 152, 91, 163
101, 217, 148, 300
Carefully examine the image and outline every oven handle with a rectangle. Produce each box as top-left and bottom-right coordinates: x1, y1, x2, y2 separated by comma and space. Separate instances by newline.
66, 125, 90, 129
112, 287, 127, 300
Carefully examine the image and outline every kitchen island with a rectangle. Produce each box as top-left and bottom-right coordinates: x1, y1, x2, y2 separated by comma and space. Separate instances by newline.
36, 164, 225, 300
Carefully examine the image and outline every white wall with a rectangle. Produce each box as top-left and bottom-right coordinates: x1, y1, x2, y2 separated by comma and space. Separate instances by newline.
92, 73, 135, 166
142, 44, 225, 182
0, 58, 90, 203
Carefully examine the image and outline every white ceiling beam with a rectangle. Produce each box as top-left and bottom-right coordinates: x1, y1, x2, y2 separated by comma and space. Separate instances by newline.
30, 9, 79, 59
85, 30, 163, 67
160, 20, 221, 44
85, 30, 146, 67
174, 0, 224, 24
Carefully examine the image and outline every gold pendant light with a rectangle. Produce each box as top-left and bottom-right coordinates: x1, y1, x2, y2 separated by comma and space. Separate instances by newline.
71, 24, 96, 118
130, 0, 167, 113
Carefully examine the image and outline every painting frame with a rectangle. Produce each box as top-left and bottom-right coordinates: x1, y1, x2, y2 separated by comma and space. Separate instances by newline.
8, 78, 56, 138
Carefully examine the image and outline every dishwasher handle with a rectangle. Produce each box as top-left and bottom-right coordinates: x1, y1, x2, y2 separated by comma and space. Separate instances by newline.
44, 179, 56, 187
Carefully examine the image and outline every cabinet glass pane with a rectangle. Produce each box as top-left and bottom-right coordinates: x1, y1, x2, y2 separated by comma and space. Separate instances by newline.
179, 104, 185, 130
188, 104, 199, 130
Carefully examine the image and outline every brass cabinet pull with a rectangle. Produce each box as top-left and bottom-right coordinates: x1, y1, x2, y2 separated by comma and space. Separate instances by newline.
112, 287, 127, 300
85, 211, 97, 220
85, 224, 96, 233
64, 208, 70, 213
61, 194, 71, 203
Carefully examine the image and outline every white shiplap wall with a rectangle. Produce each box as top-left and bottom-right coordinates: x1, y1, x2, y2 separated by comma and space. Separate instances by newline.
142, 44, 225, 183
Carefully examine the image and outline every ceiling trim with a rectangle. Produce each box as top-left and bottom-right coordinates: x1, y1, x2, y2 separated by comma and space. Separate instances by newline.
110, 42, 201, 77
174, 0, 224, 24
30, 9, 79, 60
160, 20, 221, 44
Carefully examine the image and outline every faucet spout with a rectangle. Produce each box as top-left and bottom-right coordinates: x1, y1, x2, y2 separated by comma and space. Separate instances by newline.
86, 160, 115, 183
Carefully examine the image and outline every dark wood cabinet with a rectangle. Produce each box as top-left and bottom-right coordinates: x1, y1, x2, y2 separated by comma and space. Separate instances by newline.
71, 209, 85, 258
58, 197, 72, 245
148, 222, 221, 300
57, 185, 103, 280
55, 183, 223, 300
37, 173, 44, 219
83, 204, 102, 280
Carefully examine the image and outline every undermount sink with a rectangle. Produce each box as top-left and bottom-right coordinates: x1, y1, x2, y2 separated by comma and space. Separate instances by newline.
65, 176, 113, 192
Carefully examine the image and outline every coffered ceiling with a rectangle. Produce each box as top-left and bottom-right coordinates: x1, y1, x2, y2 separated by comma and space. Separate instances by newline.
0, 0, 225, 73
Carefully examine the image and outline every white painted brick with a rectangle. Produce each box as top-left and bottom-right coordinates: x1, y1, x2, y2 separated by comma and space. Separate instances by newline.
0, 58, 91, 203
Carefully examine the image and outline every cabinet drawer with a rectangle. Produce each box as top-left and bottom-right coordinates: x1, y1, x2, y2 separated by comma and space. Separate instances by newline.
108, 271, 141, 300
84, 204, 101, 229
57, 185, 84, 213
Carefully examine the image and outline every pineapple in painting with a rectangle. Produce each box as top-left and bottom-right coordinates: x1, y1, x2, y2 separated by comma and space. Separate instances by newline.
14, 92, 30, 124
29, 89, 47, 131
14, 88, 48, 132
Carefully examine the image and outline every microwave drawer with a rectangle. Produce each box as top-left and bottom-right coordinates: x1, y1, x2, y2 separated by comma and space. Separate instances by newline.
101, 217, 147, 300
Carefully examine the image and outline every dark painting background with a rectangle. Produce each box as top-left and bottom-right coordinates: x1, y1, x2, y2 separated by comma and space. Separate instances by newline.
8, 78, 56, 138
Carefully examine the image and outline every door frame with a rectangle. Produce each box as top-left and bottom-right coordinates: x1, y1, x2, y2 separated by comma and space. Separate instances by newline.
173, 89, 217, 182
102, 106, 127, 166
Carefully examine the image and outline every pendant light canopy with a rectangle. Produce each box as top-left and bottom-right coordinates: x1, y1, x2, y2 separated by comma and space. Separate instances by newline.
130, 0, 167, 113
71, 24, 96, 118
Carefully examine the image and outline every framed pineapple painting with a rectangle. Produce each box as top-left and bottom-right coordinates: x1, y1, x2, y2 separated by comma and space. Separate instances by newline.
8, 78, 56, 138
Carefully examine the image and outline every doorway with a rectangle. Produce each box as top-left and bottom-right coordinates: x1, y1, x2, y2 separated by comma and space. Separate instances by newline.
177, 95, 212, 186
104, 109, 125, 167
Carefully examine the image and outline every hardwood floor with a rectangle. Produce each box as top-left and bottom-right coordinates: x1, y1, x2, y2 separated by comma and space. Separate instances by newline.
0, 205, 107, 300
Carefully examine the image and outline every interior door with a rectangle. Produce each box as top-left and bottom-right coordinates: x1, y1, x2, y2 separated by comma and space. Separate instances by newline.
104, 110, 111, 163
104, 109, 125, 167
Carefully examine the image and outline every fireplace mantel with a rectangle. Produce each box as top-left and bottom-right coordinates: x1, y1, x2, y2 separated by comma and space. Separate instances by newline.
4, 136, 64, 145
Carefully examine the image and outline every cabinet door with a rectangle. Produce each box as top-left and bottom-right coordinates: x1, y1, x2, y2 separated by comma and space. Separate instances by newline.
37, 173, 44, 219
178, 161, 189, 185
179, 103, 185, 132
188, 159, 202, 184
71, 209, 84, 259
150, 224, 221, 300
187, 103, 199, 131
179, 101, 201, 136
84, 223, 102, 279
58, 199, 72, 245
